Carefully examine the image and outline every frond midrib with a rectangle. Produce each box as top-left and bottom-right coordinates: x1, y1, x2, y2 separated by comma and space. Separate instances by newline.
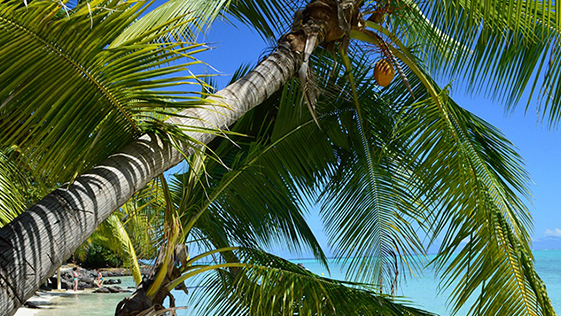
0, 13, 139, 132
433, 96, 539, 314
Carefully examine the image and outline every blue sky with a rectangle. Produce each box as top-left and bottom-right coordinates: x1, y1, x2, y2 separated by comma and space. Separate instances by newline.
183, 16, 561, 255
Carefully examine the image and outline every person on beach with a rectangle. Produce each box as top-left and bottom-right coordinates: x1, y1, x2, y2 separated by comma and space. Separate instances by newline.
72, 267, 79, 291
94, 268, 104, 288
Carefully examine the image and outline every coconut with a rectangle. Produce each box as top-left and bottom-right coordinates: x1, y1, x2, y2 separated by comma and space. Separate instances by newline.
373, 58, 395, 87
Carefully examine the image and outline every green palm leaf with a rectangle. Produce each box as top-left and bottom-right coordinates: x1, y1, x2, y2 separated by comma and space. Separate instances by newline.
0, 0, 208, 185
307, 52, 426, 293
0, 148, 52, 227
286, 40, 554, 314
114, 0, 296, 46
96, 213, 143, 284
385, 58, 553, 314
0, 150, 28, 226
406, 92, 553, 315
382, 0, 561, 125
183, 248, 436, 316
120, 189, 162, 260
173, 116, 328, 259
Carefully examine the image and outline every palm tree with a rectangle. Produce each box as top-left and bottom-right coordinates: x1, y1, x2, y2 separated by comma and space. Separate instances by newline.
111, 92, 434, 315
115, 50, 554, 316
0, 0, 216, 312
1, 0, 560, 315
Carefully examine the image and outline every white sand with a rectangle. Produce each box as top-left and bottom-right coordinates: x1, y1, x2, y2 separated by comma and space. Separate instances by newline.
14, 309, 38, 316
14, 291, 55, 316
13, 290, 81, 316
14, 307, 40, 316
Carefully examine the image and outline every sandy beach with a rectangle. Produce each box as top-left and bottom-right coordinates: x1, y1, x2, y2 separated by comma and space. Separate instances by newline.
14, 291, 57, 316
9, 265, 140, 316
14, 289, 101, 316
14, 306, 41, 316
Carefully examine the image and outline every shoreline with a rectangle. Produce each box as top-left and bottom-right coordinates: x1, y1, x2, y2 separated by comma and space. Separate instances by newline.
14, 291, 60, 316
11, 251, 561, 316
38, 264, 146, 292
14, 287, 131, 316
13, 272, 138, 316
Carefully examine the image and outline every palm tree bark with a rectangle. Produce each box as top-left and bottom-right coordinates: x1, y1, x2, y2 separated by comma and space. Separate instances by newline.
0, 1, 352, 314
0, 43, 302, 316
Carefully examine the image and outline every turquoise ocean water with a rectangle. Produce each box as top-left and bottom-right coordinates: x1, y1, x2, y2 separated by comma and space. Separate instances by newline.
35, 249, 561, 315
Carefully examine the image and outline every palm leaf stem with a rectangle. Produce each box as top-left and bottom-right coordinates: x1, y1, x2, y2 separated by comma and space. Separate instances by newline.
146, 175, 180, 299
340, 48, 390, 292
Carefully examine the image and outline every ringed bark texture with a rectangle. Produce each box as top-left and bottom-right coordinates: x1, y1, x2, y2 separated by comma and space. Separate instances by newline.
0, 44, 301, 315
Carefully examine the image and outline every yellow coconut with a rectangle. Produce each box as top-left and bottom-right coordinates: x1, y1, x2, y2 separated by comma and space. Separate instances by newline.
373, 58, 395, 87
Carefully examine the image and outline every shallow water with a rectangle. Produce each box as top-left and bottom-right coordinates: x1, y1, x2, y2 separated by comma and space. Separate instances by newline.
300, 250, 561, 315
35, 250, 561, 315
34, 277, 137, 316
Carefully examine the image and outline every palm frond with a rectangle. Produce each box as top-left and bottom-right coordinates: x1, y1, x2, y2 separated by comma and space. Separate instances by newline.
121, 194, 161, 260
395, 73, 553, 314
170, 103, 329, 260
186, 248, 436, 316
114, 0, 298, 47
384, 0, 561, 126
227, 0, 298, 40
353, 35, 555, 313
0, 150, 27, 226
0, 0, 208, 185
299, 37, 554, 314
0, 148, 53, 227
96, 213, 143, 284
110, 0, 220, 46
311, 50, 425, 293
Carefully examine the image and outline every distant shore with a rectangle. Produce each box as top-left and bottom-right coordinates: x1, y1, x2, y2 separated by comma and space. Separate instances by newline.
39, 264, 149, 291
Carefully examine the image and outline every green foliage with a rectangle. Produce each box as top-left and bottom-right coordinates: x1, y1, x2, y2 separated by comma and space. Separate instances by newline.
96, 214, 143, 284
2, 0, 560, 315
384, 0, 561, 126
0, 0, 210, 285
114, 0, 294, 45
152, 45, 554, 314
121, 200, 160, 261
0, 151, 28, 226
74, 213, 145, 283
0, 149, 53, 227
320, 39, 552, 313
198, 44, 553, 315
184, 248, 435, 316
0, 0, 209, 187
77, 242, 123, 268
125, 64, 439, 314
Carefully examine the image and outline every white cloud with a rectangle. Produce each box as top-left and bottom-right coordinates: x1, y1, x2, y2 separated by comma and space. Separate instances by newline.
544, 228, 561, 238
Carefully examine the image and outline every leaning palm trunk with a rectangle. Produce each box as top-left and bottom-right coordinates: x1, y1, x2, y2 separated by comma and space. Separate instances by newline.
0, 43, 301, 316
